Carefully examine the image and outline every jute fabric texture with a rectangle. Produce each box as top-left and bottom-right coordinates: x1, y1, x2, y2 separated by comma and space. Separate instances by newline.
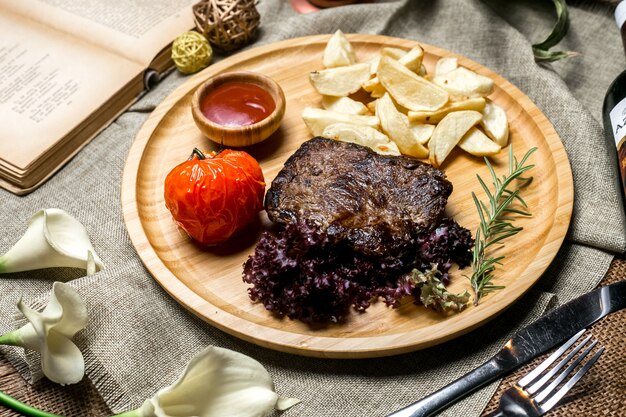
0, 1, 624, 416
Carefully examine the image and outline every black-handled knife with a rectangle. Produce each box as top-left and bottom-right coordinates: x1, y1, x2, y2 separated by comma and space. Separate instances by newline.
386, 280, 626, 417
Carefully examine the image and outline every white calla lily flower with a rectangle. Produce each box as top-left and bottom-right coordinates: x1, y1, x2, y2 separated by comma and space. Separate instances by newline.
0, 281, 88, 385
0, 208, 103, 274
115, 346, 299, 417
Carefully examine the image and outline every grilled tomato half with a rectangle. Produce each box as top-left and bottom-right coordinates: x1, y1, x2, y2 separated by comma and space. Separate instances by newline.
164, 148, 265, 245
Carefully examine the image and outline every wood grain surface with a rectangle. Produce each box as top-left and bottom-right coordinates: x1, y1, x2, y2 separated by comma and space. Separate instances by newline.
121, 34, 573, 358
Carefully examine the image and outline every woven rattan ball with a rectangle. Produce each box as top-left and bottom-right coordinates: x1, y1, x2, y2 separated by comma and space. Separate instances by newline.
172, 31, 213, 74
193, 0, 260, 52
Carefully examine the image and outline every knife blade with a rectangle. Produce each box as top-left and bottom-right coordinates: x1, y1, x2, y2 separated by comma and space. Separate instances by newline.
386, 280, 626, 417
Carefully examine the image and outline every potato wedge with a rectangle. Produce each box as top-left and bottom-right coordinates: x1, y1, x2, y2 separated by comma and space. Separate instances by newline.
368, 98, 409, 115
377, 56, 448, 111
408, 97, 486, 124
480, 99, 509, 147
363, 48, 425, 98
322, 123, 401, 156
323, 29, 357, 68
418, 64, 428, 77
381, 47, 407, 60
368, 56, 380, 75
429, 110, 482, 166
302, 107, 379, 136
376, 93, 428, 158
435, 57, 458, 76
407, 119, 435, 145
362, 77, 387, 98
372, 141, 402, 156
398, 46, 424, 73
321, 96, 368, 115
458, 127, 501, 156
309, 63, 371, 96
433, 67, 494, 99
308, 38, 506, 163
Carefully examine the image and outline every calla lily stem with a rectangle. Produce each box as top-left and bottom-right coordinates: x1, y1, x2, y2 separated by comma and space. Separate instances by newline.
111, 411, 142, 417
0, 331, 22, 346
0, 390, 64, 417
0, 389, 138, 417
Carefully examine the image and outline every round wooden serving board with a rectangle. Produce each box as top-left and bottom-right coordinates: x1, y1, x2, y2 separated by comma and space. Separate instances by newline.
122, 34, 573, 358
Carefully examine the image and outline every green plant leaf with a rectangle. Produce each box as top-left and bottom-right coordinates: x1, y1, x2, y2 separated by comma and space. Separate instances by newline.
533, 48, 580, 63
532, 0, 579, 62
409, 266, 470, 312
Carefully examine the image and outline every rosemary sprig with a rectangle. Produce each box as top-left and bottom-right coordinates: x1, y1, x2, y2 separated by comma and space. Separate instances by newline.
469, 146, 536, 306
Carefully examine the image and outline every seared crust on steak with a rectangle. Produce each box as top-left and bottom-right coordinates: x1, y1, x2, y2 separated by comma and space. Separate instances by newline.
264, 137, 452, 258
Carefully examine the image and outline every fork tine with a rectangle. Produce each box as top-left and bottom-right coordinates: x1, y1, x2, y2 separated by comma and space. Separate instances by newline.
518, 329, 586, 388
526, 334, 593, 395
539, 347, 605, 413
534, 340, 599, 403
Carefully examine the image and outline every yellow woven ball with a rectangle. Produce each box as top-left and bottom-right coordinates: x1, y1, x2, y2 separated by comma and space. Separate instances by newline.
172, 31, 213, 74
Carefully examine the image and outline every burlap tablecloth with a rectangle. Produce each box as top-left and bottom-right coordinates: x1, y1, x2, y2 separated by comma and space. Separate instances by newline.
1, 1, 625, 416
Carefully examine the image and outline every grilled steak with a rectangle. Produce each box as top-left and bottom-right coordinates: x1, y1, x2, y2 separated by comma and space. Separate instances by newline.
264, 137, 453, 258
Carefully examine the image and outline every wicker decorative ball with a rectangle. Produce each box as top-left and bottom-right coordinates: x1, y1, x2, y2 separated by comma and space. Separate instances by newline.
171, 31, 213, 74
193, 0, 260, 52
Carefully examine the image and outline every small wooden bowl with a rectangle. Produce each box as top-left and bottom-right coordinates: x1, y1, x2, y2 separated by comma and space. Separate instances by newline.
191, 71, 286, 147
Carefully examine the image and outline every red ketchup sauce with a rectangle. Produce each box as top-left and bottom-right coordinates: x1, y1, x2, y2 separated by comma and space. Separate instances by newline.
200, 82, 276, 127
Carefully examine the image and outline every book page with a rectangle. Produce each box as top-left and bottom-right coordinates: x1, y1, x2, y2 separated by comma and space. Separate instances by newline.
0, 11, 142, 170
1, 0, 196, 66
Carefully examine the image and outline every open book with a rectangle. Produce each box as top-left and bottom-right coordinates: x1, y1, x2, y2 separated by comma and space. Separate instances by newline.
0, 0, 195, 195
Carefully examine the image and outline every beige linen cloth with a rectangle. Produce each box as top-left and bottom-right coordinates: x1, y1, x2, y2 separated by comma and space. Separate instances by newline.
1, 1, 625, 416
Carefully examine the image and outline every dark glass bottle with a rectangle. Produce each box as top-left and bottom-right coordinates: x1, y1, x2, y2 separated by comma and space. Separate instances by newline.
603, 2, 626, 201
